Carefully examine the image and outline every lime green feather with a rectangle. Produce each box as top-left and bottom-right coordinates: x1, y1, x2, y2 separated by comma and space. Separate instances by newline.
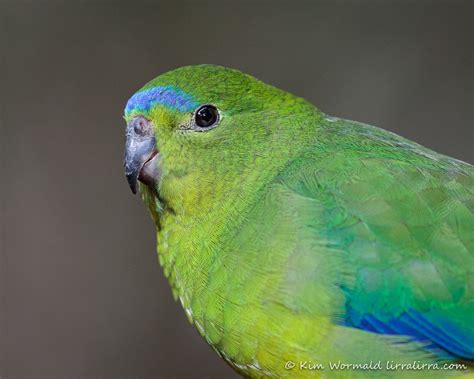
128, 65, 473, 378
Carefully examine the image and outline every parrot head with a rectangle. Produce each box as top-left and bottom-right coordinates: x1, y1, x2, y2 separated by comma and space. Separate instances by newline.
124, 64, 317, 216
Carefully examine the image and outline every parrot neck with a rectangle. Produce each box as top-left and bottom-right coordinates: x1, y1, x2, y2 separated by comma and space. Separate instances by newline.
152, 125, 320, 316
144, 101, 325, 355
154, 163, 282, 293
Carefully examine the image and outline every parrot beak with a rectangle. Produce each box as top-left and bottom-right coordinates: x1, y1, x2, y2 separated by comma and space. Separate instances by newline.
124, 131, 160, 195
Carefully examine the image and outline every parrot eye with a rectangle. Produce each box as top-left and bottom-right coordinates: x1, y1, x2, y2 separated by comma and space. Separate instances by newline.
131, 116, 152, 137
194, 105, 219, 129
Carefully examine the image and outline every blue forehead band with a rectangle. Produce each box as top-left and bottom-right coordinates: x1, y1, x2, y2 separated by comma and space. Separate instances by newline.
124, 86, 199, 115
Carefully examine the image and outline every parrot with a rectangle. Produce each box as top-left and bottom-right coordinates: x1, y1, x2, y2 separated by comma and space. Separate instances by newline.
123, 65, 473, 378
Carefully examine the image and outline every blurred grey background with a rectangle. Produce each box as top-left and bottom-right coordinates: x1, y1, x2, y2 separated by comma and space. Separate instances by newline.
0, 0, 472, 378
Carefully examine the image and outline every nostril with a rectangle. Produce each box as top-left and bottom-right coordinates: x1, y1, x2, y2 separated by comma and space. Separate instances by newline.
131, 116, 152, 137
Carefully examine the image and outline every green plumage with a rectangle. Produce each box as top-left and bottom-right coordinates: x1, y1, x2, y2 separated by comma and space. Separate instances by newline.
125, 65, 473, 378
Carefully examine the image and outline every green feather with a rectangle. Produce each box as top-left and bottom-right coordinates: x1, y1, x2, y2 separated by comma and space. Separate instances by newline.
126, 65, 473, 378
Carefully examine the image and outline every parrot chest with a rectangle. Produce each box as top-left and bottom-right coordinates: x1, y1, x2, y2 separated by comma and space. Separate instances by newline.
154, 186, 341, 377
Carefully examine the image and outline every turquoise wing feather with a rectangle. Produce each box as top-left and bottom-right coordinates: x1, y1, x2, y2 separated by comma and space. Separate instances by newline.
282, 116, 474, 360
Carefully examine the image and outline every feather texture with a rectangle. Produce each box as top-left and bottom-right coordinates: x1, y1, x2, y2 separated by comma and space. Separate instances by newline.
125, 65, 474, 378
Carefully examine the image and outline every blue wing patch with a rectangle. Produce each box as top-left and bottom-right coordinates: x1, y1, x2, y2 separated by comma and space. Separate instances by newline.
344, 306, 474, 360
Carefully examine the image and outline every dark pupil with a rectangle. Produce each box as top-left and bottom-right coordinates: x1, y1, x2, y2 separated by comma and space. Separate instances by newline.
196, 105, 217, 128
